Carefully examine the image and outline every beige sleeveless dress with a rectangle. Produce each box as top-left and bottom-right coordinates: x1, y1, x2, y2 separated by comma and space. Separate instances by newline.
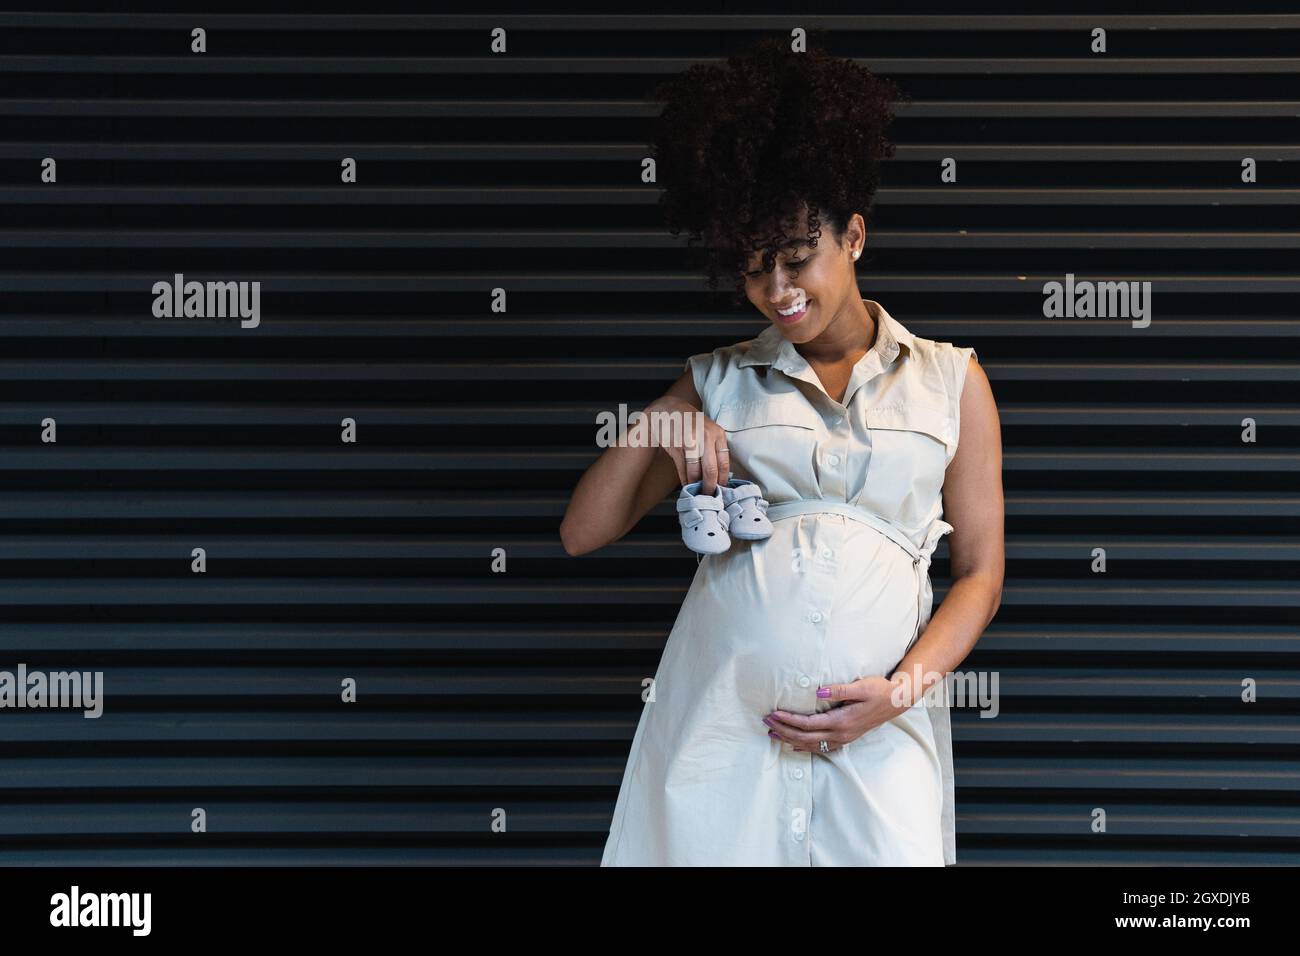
601, 299, 977, 866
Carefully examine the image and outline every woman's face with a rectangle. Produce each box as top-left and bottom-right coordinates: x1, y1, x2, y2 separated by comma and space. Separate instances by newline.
741, 211, 863, 345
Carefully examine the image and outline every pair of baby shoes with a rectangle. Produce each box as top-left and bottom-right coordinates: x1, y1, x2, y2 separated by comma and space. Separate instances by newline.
676, 475, 773, 555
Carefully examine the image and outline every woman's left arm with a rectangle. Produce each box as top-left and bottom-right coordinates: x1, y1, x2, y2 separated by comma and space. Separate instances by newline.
888, 354, 1004, 703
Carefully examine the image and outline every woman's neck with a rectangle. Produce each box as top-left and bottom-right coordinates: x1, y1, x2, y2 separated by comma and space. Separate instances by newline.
794, 297, 877, 366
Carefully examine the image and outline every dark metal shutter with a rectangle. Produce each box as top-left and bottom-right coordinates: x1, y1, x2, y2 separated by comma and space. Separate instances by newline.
0, 7, 1296, 865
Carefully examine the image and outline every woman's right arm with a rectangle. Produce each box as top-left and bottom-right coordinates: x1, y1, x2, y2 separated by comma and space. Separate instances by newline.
559, 370, 730, 557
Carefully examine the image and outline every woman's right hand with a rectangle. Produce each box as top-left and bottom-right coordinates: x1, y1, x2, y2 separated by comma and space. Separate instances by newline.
645, 394, 731, 495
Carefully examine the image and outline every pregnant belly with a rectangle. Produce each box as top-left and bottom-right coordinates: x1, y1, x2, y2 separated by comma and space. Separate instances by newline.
671, 515, 923, 717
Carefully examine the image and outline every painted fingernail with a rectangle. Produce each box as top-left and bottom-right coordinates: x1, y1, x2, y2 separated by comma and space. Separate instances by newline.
816, 687, 831, 698
767, 731, 780, 739
762, 716, 774, 726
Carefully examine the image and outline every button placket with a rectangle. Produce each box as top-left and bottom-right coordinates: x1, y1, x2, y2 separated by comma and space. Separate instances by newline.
832, 405, 851, 504
816, 399, 848, 500
783, 515, 844, 865
829, 446, 849, 500
779, 515, 810, 863
807, 515, 850, 864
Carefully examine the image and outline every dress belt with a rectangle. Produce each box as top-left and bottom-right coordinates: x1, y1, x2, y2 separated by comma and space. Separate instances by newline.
763, 499, 950, 571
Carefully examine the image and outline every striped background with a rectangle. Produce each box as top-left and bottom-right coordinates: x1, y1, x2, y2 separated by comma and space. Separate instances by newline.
0, 7, 1296, 864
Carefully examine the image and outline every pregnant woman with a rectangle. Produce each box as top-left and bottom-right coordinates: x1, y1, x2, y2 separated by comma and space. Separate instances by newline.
561, 39, 1004, 865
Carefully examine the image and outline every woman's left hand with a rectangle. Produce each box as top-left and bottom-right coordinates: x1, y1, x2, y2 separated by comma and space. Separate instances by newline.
761, 675, 914, 752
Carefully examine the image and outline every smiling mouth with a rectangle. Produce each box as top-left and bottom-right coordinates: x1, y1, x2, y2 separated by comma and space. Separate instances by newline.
775, 287, 809, 321
775, 299, 810, 323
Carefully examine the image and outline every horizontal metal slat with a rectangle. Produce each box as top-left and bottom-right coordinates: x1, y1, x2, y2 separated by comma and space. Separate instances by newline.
6, 228, 1300, 250
0, 800, 1295, 840
0, 755, 1294, 792
0, 667, 1291, 699
7, 846, 1287, 866
2, 449, 1294, 472
1, 710, 1296, 746
0, 534, 1295, 563
5, 99, 1300, 119
2, 316, 1298, 341
5, 187, 1300, 206
0, 622, 1295, 655
0, 578, 1292, 607
0, 404, 1294, 428
0, 801, 614, 836
1, 143, 1297, 161
2, 13, 1298, 30
2, 361, 1298, 383
0, 491, 1294, 522
5, 55, 1300, 76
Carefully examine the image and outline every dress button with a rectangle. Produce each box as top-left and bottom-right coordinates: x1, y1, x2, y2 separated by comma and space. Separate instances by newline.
827, 454, 841, 466
798, 675, 812, 688
795, 831, 805, 842
820, 547, 833, 559
809, 611, 823, 624
792, 768, 804, 779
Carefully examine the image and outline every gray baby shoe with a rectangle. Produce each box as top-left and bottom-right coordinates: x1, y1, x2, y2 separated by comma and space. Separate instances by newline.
676, 481, 731, 554
720, 476, 773, 541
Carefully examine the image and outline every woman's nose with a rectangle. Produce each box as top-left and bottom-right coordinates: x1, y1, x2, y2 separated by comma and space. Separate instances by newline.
767, 279, 801, 304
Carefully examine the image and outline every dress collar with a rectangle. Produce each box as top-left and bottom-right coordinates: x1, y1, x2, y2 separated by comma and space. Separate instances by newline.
737, 298, 914, 374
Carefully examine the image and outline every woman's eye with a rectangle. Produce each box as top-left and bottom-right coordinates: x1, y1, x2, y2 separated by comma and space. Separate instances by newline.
742, 256, 807, 279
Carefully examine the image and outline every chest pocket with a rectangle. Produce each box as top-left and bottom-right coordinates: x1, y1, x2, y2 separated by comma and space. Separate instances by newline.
864, 403, 952, 523
714, 395, 820, 485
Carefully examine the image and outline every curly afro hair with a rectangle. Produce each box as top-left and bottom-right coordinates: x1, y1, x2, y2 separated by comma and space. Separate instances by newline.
648, 36, 906, 305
